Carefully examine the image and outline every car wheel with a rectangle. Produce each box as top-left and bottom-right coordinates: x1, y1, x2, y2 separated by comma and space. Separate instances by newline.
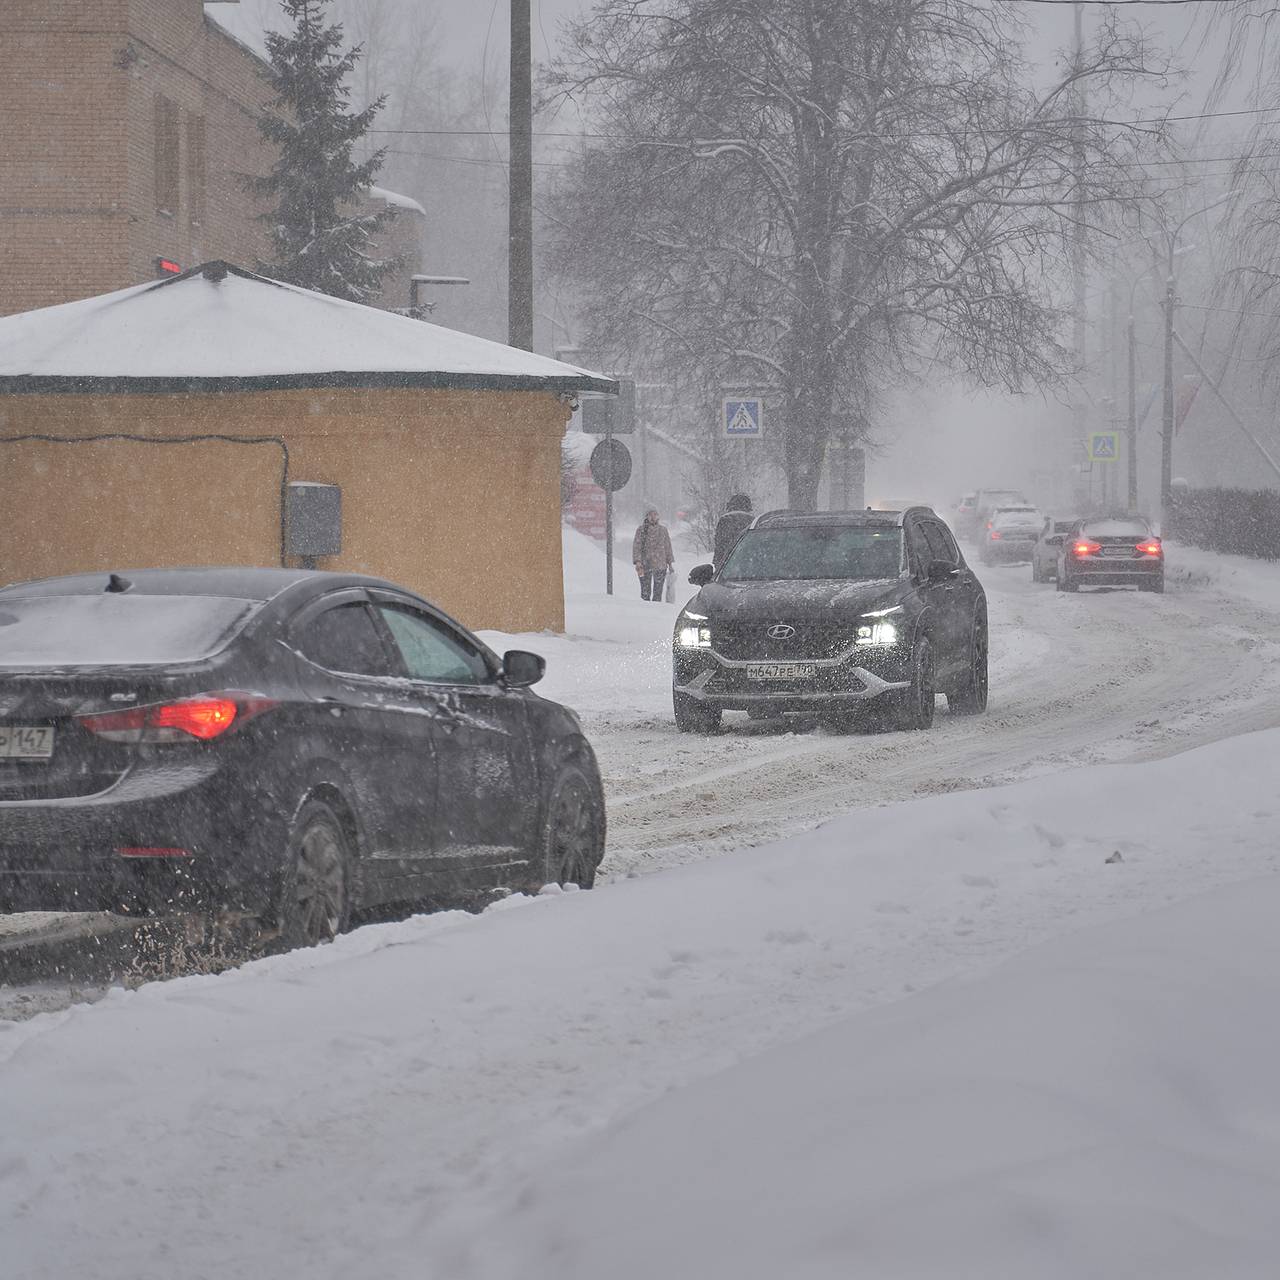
1140, 576, 1165, 594
1057, 570, 1077, 593
947, 613, 988, 716
539, 762, 604, 889
277, 799, 351, 949
674, 689, 722, 733
893, 636, 935, 731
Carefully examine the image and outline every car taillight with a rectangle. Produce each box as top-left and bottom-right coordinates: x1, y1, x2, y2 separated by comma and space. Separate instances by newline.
989, 530, 1002, 540
77, 695, 278, 743
1074, 540, 1101, 557
1137, 540, 1162, 556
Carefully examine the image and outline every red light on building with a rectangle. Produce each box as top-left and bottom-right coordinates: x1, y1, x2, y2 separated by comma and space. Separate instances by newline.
154, 257, 182, 277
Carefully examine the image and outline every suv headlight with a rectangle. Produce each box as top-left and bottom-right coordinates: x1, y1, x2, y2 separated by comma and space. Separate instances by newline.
677, 626, 712, 649
855, 621, 898, 647
676, 611, 712, 648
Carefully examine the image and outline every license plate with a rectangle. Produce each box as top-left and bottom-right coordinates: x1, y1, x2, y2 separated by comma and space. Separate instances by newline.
1102, 547, 1132, 558
0, 725, 55, 760
746, 663, 818, 680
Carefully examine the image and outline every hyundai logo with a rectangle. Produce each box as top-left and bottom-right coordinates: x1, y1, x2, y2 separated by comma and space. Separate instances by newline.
766, 624, 796, 640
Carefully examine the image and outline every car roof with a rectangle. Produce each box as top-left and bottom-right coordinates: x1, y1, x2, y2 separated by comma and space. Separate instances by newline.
0, 566, 403, 603
751, 507, 932, 529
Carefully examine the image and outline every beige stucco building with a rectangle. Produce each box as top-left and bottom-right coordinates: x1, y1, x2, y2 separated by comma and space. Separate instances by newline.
0, 262, 614, 633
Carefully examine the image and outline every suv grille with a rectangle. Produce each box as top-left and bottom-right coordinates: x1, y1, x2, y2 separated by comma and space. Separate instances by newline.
712, 622, 852, 661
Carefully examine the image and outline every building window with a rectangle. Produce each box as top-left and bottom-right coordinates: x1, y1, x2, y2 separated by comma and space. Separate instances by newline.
154, 95, 180, 216
187, 114, 206, 229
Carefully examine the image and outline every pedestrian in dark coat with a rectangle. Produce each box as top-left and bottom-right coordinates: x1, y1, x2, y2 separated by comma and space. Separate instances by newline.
633, 509, 675, 602
713, 494, 753, 569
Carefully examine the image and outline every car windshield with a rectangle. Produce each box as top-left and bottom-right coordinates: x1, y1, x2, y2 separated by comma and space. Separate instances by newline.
720, 526, 903, 581
1082, 518, 1151, 538
0, 594, 260, 668
992, 508, 1039, 527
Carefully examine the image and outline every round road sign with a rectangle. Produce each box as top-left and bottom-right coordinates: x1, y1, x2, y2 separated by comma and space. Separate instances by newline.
589, 438, 633, 492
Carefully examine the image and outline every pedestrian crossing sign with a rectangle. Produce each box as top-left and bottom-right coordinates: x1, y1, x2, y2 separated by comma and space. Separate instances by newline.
1088, 432, 1119, 462
723, 398, 763, 438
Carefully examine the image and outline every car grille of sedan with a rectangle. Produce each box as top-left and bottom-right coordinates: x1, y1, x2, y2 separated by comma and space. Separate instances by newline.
712, 623, 851, 661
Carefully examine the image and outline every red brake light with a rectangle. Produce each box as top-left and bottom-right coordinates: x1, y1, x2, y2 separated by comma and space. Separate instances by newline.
989, 530, 1002, 540
78, 695, 277, 743
1074, 540, 1101, 557
1137, 540, 1162, 556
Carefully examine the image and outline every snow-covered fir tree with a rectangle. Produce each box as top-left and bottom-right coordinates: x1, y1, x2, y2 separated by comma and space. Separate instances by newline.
248, 0, 399, 303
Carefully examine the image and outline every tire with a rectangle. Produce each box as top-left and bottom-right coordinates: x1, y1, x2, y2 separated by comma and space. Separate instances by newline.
947, 612, 988, 716
1057, 570, 1077, 593
893, 635, 936, 731
674, 689, 722, 733
277, 799, 351, 949
1141, 576, 1165, 594
538, 763, 604, 889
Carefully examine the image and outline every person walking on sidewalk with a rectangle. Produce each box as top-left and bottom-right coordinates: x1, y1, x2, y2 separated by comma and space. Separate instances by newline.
713, 494, 753, 569
633, 508, 675, 602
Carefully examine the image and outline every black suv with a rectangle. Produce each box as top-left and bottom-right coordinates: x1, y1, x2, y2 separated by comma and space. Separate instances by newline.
672, 508, 988, 732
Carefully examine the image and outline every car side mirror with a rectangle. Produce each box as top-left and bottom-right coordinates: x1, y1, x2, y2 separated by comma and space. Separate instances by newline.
688, 563, 714, 587
501, 649, 545, 688
927, 559, 955, 582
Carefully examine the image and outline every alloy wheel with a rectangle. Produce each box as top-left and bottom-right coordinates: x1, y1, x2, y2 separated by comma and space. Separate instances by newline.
294, 820, 346, 944
550, 774, 598, 887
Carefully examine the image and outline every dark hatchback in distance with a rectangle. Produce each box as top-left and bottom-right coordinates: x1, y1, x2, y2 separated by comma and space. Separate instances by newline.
1056, 516, 1165, 593
0, 568, 604, 945
673, 508, 988, 733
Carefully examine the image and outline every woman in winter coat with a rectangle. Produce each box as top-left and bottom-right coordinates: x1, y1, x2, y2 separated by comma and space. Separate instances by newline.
632, 509, 675, 602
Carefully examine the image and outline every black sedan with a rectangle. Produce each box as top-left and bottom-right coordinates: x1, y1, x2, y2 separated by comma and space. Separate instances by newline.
0, 568, 604, 945
1056, 516, 1165, 593
673, 507, 988, 733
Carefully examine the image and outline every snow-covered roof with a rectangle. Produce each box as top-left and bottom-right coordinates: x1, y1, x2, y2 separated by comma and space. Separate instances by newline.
203, 2, 270, 59
0, 262, 615, 396
369, 186, 427, 217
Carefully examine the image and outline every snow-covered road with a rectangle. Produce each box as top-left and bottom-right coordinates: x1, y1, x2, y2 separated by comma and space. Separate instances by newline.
6, 535, 1280, 1277
494, 534, 1280, 879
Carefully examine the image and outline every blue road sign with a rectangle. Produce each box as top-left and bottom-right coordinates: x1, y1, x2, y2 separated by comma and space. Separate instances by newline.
1088, 432, 1119, 462
723, 397, 763, 438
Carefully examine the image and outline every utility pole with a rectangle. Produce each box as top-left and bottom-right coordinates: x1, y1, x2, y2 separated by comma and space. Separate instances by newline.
1070, 2, 1089, 511
1161, 265, 1176, 517
1127, 307, 1138, 511
508, 0, 534, 351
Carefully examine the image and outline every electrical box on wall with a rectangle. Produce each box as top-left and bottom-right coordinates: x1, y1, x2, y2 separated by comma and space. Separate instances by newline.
287, 482, 342, 560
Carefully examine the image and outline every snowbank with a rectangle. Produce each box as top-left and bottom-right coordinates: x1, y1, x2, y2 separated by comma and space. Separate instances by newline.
468, 874, 1280, 1280
4, 721, 1280, 1278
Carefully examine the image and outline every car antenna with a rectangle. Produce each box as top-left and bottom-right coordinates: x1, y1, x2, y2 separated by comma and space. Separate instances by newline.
104, 573, 133, 594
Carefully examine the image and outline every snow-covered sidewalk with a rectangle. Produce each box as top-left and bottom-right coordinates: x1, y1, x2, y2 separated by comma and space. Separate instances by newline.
4, 720, 1280, 1278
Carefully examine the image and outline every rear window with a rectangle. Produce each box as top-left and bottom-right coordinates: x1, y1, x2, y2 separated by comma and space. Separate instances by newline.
1082, 518, 1150, 538
992, 508, 1039, 527
0, 594, 260, 668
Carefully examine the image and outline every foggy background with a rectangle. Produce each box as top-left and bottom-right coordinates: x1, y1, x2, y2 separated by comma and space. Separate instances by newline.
208, 2, 1254, 523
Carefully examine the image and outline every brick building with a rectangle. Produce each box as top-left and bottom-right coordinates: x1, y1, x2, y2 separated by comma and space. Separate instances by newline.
0, 0, 421, 318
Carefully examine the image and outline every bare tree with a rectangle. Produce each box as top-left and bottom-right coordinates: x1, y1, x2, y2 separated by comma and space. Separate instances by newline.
547, 0, 1162, 508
